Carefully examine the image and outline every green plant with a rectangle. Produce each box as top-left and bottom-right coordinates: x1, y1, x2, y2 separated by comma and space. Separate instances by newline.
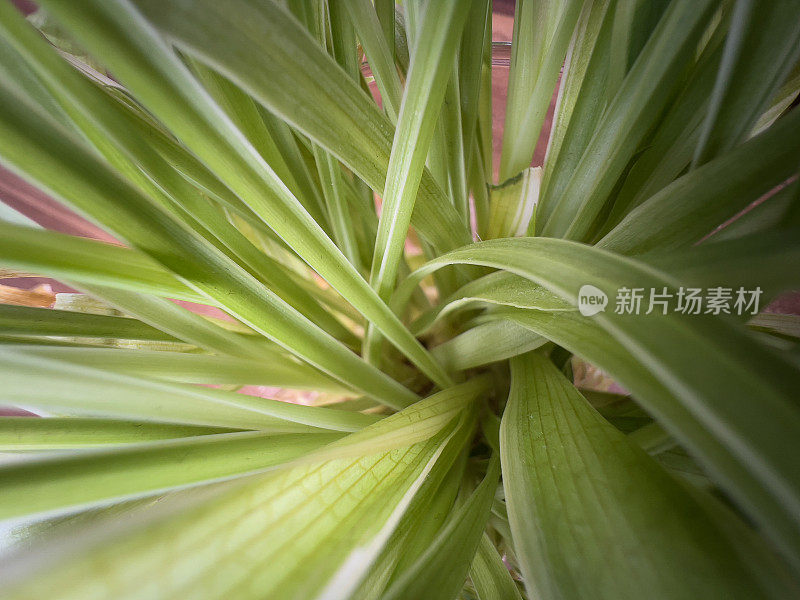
0, 0, 799, 597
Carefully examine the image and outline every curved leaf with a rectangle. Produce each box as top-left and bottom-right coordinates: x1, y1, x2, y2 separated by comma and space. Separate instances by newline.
0, 69, 419, 408
599, 107, 800, 254
383, 455, 500, 600
34, 0, 450, 391
400, 237, 800, 569
0, 388, 478, 599
0, 431, 343, 522
500, 352, 791, 599
0, 417, 238, 450
125, 0, 471, 256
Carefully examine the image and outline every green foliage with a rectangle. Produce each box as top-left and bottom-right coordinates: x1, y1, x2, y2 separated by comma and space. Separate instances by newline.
0, 0, 798, 598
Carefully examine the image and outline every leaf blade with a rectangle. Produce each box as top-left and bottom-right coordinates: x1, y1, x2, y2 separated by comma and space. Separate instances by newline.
501, 352, 786, 599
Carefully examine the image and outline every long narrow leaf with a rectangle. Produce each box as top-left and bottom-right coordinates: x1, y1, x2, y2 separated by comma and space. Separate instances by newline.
469, 533, 524, 600
540, 0, 718, 240
500, 352, 790, 599
538, 0, 613, 227
0, 394, 476, 599
2, 346, 378, 432
126, 0, 471, 256
599, 107, 800, 254
0, 72, 419, 408
0, 431, 343, 521
0, 417, 238, 450
5, 345, 347, 392
693, 0, 800, 165
499, 0, 583, 181
369, 0, 469, 302
400, 237, 800, 569
0, 304, 175, 342
36, 0, 449, 391
383, 455, 500, 600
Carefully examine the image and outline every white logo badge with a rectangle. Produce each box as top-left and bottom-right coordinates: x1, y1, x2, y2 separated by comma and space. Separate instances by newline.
578, 284, 608, 317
